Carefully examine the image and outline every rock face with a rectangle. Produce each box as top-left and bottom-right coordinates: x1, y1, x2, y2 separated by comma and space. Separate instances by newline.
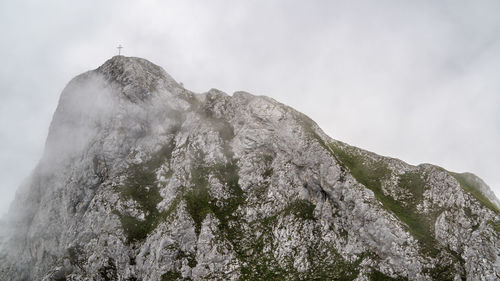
1, 56, 500, 281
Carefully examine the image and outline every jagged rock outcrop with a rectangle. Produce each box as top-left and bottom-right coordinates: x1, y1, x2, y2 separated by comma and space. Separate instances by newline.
1, 56, 500, 281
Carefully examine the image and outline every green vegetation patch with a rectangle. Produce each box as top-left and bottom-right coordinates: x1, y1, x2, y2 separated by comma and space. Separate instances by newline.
260, 153, 275, 179
117, 162, 162, 243
328, 144, 391, 191
184, 160, 245, 237
302, 244, 364, 281
450, 172, 500, 214
184, 181, 212, 236
329, 143, 442, 257
98, 257, 118, 281
237, 221, 363, 280
67, 245, 85, 269
329, 143, 468, 278
489, 220, 500, 235
398, 171, 425, 203
424, 263, 461, 281
234, 198, 365, 280
283, 199, 316, 221
161, 270, 183, 281
176, 249, 197, 268
116, 141, 177, 243
369, 268, 408, 281
262, 167, 273, 179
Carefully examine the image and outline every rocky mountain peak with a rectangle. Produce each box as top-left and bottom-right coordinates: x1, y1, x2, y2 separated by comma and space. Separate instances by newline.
98, 55, 176, 85
42, 57, 188, 166
96, 55, 180, 102
1, 57, 500, 281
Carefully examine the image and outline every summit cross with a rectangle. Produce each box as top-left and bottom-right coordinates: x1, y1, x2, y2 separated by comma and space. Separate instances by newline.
117, 45, 123, 55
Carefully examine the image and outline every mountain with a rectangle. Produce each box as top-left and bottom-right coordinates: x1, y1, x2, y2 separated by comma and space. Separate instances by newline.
1, 56, 500, 281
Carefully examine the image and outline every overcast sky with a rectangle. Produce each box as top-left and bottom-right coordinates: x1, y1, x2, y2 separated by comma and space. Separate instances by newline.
1, 0, 500, 215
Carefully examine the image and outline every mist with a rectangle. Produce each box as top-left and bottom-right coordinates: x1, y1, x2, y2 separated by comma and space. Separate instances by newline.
1, 0, 500, 215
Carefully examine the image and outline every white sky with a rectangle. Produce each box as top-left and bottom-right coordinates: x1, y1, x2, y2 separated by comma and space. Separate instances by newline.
1, 0, 500, 215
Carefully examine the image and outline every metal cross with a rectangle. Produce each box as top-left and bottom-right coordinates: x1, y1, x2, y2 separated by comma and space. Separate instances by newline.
117, 45, 123, 55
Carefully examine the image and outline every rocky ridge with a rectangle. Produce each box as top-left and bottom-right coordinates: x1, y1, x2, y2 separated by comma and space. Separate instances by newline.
1, 56, 500, 281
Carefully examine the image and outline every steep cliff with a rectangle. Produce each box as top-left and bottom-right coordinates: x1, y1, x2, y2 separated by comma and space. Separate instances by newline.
1, 56, 499, 281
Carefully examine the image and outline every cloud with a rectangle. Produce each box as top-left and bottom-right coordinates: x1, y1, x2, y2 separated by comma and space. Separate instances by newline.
1, 0, 500, 215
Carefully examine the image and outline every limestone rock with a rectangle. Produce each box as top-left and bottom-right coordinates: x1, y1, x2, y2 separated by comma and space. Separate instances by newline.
1, 56, 500, 280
